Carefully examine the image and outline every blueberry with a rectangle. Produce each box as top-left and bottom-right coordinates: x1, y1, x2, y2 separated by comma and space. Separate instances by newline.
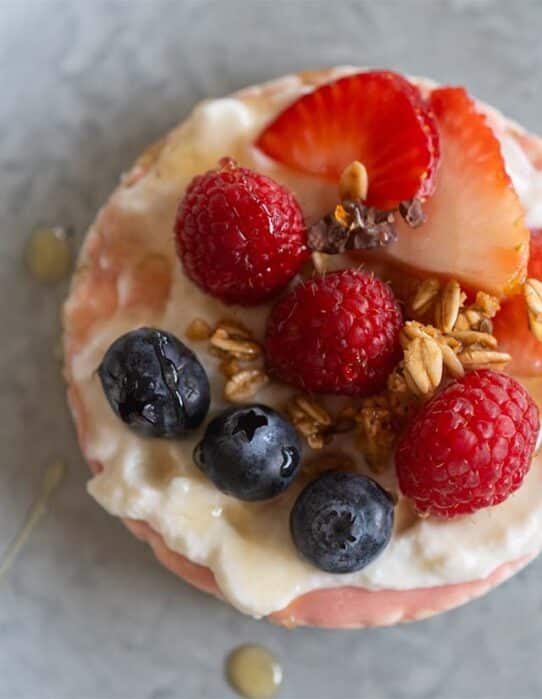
290, 470, 394, 573
98, 327, 210, 437
194, 404, 301, 501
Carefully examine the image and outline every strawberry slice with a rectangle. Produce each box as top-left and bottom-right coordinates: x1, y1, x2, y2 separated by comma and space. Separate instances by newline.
384, 87, 529, 298
255, 70, 439, 209
494, 230, 542, 375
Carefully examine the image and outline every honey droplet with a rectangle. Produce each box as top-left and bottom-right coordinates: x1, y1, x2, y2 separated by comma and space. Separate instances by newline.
25, 226, 72, 283
226, 644, 282, 699
393, 496, 419, 535
144, 446, 179, 487
0, 460, 67, 579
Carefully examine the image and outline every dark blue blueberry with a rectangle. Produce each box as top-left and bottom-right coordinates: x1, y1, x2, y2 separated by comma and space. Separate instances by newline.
98, 327, 210, 437
194, 404, 301, 501
290, 470, 394, 573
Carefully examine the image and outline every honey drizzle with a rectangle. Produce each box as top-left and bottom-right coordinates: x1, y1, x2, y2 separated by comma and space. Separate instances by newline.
0, 461, 67, 579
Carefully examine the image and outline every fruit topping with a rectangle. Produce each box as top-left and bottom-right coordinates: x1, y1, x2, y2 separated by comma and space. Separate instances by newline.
307, 160, 428, 255
494, 230, 542, 375
194, 405, 301, 501
290, 470, 394, 573
527, 230, 542, 280
265, 269, 403, 396
99, 327, 210, 437
348, 274, 516, 471
396, 369, 539, 518
175, 158, 308, 306
335, 272, 515, 471
384, 86, 530, 298
256, 71, 439, 209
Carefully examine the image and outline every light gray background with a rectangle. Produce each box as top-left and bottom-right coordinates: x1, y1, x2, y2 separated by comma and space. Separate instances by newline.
2, 1, 542, 697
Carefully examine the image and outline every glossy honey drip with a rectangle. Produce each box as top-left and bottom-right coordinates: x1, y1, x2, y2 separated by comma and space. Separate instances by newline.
0, 461, 67, 579
226, 644, 282, 699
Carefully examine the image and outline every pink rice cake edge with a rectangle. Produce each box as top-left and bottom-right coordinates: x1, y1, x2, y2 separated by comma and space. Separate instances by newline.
124, 510, 533, 629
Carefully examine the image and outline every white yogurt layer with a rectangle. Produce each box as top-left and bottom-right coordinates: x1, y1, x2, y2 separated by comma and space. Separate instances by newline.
72, 68, 542, 616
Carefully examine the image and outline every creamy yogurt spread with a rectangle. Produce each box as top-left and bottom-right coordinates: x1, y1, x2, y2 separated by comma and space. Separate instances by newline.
70, 68, 542, 617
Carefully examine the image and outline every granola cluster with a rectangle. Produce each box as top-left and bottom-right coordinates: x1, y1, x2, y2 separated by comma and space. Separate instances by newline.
286, 395, 334, 450
186, 318, 269, 403
402, 279, 511, 394
286, 395, 357, 451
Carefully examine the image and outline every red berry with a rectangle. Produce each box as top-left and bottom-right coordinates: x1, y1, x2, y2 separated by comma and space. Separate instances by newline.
175, 160, 308, 305
396, 370, 540, 518
256, 70, 439, 209
265, 269, 403, 396
387, 86, 529, 298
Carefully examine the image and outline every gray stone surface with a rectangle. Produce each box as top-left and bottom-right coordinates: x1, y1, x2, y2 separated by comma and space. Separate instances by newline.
2, 0, 542, 697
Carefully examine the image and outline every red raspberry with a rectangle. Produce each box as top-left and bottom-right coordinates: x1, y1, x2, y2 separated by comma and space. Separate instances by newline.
265, 269, 403, 396
175, 159, 308, 305
396, 369, 540, 518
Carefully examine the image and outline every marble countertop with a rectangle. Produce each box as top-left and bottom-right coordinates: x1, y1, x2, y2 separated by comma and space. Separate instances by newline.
2, 1, 542, 697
